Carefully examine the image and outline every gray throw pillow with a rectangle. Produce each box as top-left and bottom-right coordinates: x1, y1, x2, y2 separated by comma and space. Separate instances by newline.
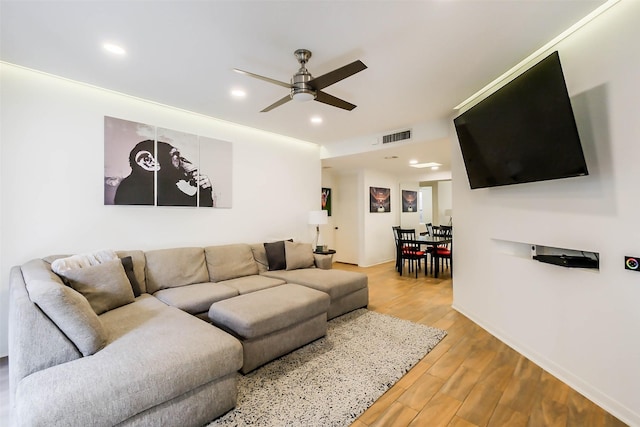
285, 241, 315, 270
27, 279, 107, 356
59, 259, 135, 314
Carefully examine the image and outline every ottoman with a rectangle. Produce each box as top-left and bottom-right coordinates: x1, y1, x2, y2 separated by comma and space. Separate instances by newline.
208, 284, 330, 374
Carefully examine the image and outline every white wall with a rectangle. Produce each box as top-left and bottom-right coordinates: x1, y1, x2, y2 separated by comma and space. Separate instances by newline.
362, 170, 399, 267
0, 64, 321, 357
399, 181, 420, 230
325, 168, 400, 267
320, 169, 336, 251
437, 180, 452, 225
451, 1, 640, 424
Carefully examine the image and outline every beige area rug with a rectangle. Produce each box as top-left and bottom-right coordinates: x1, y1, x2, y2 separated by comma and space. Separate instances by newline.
209, 309, 447, 427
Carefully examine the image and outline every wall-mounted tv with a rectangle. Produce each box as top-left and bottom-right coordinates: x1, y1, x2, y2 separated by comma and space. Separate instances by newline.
453, 51, 588, 189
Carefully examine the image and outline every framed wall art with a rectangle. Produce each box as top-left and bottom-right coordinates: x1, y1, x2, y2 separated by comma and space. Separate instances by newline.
104, 116, 232, 208
402, 190, 418, 212
322, 187, 332, 216
369, 187, 390, 213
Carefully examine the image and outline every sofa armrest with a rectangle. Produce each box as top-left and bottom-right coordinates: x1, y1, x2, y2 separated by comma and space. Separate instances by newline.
314, 254, 333, 270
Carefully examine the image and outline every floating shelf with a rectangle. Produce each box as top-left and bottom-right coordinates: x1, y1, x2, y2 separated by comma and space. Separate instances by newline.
491, 239, 599, 270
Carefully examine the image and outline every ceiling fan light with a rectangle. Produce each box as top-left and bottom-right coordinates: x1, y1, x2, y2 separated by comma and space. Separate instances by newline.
292, 91, 315, 102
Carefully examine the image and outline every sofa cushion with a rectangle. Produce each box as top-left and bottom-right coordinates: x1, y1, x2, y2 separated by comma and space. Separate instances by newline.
26, 279, 107, 356
205, 244, 259, 282
153, 282, 238, 315
59, 259, 135, 315
262, 268, 368, 300
22, 258, 67, 285
264, 240, 287, 271
145, 247, 209, 293
208, 284, 329, 339
285, 241, 315, 270
217, 275, 286, 295
250, 243, 269, 274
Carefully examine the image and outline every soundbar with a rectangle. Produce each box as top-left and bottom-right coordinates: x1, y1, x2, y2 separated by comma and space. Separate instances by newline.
533, 254, 599, 269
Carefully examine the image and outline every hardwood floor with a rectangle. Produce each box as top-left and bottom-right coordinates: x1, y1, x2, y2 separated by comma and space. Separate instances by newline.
0, 261, 627, 426
336, 261, 627, 427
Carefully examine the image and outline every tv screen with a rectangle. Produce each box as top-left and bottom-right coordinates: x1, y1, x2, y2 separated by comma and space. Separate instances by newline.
453, 51, 588, 189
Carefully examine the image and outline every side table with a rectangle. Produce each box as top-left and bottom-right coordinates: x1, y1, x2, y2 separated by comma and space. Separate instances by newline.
313, 249, 336, 256
313, 249, 336, 269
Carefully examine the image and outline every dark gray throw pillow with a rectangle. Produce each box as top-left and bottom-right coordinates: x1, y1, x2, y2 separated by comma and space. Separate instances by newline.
264, 240, 290, 271
120, 256, 141, 297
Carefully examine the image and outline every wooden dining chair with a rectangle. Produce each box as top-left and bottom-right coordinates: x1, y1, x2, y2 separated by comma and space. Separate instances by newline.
434, 226, 452, 274
392, 226, 401, 272
397, 228, 428, 278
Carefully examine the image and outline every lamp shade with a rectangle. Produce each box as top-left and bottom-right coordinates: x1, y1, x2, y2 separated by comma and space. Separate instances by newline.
308, 210, 328, 225
444, 209, 453, 217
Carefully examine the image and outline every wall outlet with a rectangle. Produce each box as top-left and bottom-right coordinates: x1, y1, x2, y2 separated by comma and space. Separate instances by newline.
624, 256, 640, 271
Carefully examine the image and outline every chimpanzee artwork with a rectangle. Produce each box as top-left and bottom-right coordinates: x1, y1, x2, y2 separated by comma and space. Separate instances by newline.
104, 116, 232, 208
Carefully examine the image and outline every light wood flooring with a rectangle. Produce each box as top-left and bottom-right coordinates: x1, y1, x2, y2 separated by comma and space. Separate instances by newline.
336, 261, 627, 427
0, 261, 627, 427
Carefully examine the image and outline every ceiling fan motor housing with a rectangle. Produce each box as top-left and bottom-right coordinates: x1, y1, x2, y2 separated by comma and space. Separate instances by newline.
291, 49, 316, 101
291, 71, 316, 101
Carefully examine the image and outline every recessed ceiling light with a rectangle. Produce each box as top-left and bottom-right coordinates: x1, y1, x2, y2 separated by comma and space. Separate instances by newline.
410, 162, 442, 169
103, 43, 126, 55
310, 116, 323, 124
231, 89, 246, 98
431, 166, 440, 170
409, 159, 418, 165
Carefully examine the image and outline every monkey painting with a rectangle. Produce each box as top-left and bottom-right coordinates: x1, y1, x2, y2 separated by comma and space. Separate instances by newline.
105, 116, 229, 208
156, 141, 214, 207
114, 139, 157, 205
113, 140, 214, 207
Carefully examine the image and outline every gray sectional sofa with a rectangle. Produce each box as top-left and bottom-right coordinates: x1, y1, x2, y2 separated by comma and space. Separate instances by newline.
8, 241, 368, 427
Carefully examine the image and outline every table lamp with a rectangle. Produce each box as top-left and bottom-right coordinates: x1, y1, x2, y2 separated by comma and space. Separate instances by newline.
308, 210, 328, 251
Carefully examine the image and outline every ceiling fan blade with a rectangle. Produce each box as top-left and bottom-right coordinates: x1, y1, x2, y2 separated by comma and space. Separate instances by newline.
309, 60, 367, 90
261, 95, 292, 112
315, 91, 357, 111
233, 68, 292, 89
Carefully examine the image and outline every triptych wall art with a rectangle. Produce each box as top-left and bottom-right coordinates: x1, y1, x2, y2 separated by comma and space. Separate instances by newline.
369, 187, 391, 213
104, 116, 232, 208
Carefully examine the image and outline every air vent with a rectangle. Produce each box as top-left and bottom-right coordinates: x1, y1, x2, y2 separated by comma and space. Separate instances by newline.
382, 129, 411, 144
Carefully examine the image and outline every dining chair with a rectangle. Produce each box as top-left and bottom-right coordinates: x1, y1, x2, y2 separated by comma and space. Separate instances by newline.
419, 222, 432, 236
434, 226, 452, 274
392, 226, 401, 272
397, 228, 428, 278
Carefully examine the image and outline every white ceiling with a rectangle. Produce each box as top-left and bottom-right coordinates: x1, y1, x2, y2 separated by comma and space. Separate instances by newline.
0, 0, 605, 178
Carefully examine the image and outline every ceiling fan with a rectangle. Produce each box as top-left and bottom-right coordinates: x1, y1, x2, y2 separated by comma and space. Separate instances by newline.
234, 49, 367, 112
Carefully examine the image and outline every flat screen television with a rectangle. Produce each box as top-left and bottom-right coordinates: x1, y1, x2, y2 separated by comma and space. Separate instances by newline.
453, 51, 588, 189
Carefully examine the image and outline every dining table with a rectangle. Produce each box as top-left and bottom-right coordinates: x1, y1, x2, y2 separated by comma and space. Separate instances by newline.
397, 234, 453, 278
